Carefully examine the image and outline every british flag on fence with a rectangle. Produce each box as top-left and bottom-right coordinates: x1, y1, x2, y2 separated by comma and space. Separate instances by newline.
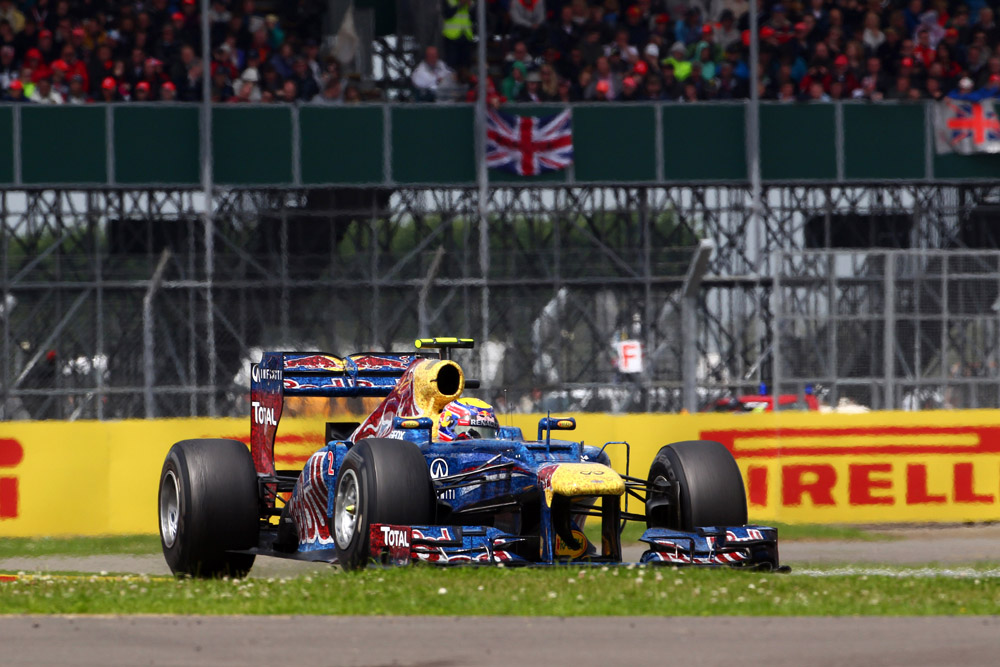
485, 109, 573, 176
934, 99, 1000, 154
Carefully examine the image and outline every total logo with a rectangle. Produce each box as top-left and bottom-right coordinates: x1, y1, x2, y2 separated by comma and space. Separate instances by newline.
251, 365, 282, 384
251, 401, 277, 426
380, 525, 411, 548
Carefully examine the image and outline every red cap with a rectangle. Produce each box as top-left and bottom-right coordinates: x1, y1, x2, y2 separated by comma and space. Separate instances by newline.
136, 81, 150, 92
655, 13, 669, 25
183, 0, 195, 5
623, 76, 636, 88
33, 64, 52, 81
172, 12, 184, 21
71, 27, 85, 38
39, 29, 52, 39
627, 6, 640, 17
795, 22, 807, 31
9, 79, 22, 90
595, 79, 610, 93
946, 28, 958, 38
902, 56, 914, 67
145, 57, 163, 67
634, 60, 648, 75
101, 76, 116, 90
162, 81, 176, 91
991, 73, 1000, 83
742, 30, 751, 47
25, 47, 42, 61
46, 350, 57, 362
760, 26, 776, 39
702, 24, 713, 35
835, 54, 848, 66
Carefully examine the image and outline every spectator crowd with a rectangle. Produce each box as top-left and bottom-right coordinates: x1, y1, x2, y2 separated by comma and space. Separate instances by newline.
414, 0, 1000, 104
0, 0, 352, 104
3, 1, 1000, 105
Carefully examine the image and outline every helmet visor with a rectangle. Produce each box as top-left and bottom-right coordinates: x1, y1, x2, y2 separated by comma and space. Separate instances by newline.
453, 423, 498, 439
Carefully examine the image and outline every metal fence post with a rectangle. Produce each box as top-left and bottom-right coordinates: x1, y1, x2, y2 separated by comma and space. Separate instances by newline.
682, 240, 714, 412
883, 251, 896, 409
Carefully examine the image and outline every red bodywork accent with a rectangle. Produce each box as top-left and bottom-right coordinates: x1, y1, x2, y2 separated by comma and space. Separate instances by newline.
369, 523, 413, 565
350, 360, 422, 442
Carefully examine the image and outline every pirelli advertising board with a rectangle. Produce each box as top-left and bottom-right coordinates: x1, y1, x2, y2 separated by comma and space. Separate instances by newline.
1, 410, 999, 536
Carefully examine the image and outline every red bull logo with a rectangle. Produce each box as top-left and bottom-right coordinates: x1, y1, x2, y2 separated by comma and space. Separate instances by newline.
349, 354, 414, 371
284, 354, 345, 371
0, 438, 24, 519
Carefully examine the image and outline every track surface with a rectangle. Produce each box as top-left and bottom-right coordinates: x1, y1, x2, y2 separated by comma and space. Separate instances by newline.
1, 615, 998, 667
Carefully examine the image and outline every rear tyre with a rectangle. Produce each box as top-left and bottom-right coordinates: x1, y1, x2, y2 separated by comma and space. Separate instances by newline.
158, 439, 259, 578
333, 438, 434, 570
646, 440, 747, 531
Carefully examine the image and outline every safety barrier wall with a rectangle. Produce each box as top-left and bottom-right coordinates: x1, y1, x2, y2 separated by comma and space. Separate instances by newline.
1, 410, 998, 536
2, 102, 999, 188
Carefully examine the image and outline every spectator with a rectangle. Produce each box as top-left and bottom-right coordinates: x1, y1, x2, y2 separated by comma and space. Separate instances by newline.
0, 1, 24, 34
344, 84, 361, 104
65, 73, 87, 104
538, 63, 560, 101
5, 77, 25, 102
290, 57, 319, 101
134, 80, 151, 102
30, 67, 62, 103
0, 44, 15, 88
411, 45, 455, 101
442, 0, 474, 69
161, 80, 177, 101
500, 60, 526, 100
510, 0, 546, 51
662, 41, 692, 81
519, 69, 542, 101
99, 77, 118, 102
312, 76, 343, 104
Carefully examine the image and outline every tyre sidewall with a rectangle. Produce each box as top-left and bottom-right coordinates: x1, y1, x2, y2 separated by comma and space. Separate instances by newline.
646, 440, 747, 531
157, 439, 258, 577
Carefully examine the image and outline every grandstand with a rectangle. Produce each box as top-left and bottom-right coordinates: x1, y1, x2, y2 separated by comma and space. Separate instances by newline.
2, 1, 1000, 104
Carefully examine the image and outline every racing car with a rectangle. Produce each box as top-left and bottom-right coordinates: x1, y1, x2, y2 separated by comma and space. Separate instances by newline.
157, 338, 784, 576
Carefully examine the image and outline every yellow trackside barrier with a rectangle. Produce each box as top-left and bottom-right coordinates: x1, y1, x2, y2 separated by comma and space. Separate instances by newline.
1, 410, 999, 536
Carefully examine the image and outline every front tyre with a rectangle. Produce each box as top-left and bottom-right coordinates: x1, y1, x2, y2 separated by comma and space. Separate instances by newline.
646, 440, 748, 531
158, 439, 258, 578
333, 438, 434, 570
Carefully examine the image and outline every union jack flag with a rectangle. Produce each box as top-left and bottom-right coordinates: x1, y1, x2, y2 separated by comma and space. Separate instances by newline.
486, 109, 573, 176
935, 99, 1000, 154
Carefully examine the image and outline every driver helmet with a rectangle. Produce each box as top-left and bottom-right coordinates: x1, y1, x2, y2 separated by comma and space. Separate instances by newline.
438, 398, 500, 441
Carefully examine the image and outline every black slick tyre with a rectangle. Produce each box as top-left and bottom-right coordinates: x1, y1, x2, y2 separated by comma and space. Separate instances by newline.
158, 439, 259, 578
646, 440, 748, 531
333, 438, 434, 571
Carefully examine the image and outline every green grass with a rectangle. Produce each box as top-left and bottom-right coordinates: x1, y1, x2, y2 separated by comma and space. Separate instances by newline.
0, 566, 996, 615
583, 521, 892, 546
0, 535, 161, 559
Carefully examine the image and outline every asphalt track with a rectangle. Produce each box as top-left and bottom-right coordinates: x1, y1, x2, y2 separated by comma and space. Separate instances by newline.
1, 615, 998, 666
1, 526, 999, 666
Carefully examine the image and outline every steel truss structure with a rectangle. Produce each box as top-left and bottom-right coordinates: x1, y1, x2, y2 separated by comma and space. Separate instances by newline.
3, 183, 1000, 421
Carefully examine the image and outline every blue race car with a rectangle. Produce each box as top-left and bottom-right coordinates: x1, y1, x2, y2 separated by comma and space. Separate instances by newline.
157, 338, 784, 576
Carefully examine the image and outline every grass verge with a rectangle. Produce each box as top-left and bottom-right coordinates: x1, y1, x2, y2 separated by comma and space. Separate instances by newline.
0, 536, 161, 559
0, 566, 996, 615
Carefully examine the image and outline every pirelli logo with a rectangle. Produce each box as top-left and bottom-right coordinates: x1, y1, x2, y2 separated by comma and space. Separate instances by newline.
0, 438, 23, 520
702, 426, 1000, 522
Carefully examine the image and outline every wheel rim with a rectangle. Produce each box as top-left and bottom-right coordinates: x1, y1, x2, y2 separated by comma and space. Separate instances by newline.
159, 469, 180, 549
334, 469, 360, 549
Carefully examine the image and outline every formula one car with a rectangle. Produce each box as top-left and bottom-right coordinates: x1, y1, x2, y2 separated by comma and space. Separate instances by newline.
157, 338, 784, 576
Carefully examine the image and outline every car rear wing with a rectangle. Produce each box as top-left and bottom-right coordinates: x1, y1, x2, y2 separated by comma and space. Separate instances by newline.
250, 350, 423, 480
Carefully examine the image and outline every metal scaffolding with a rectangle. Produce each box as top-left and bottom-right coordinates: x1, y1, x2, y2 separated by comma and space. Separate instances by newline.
3, 183, 1000, 421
